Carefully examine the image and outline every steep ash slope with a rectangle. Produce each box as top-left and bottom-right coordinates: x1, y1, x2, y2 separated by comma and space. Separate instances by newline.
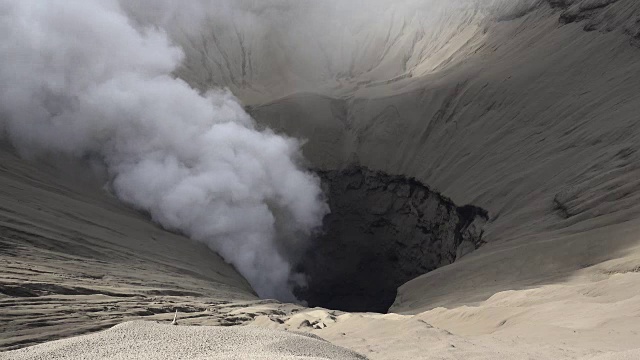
0, 147, 256, 350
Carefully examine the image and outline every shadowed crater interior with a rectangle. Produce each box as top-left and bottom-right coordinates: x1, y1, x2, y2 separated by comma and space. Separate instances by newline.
295, 167, 489, 313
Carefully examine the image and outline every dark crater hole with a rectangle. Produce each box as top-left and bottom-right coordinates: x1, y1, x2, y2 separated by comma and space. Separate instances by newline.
294, 166, 489, 313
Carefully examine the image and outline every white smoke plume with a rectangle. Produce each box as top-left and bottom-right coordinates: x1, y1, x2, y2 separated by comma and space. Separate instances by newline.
0, 0, 328, 301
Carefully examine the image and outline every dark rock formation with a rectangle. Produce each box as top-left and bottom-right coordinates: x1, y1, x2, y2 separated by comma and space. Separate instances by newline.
553, 0, 620, 28
548, 0, 575, 9
295, 167, 488, 313
547, 0, 640, 44
559, 0, 619, 24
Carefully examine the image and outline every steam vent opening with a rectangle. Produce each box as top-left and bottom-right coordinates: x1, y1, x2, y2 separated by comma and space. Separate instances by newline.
294, 167, 489, 313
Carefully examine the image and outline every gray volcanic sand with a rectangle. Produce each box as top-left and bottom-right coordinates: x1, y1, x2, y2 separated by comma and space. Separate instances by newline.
1, 321, 365, 360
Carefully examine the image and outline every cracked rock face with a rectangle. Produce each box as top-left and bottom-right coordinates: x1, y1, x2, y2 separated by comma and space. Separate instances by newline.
295, 167, 488, 313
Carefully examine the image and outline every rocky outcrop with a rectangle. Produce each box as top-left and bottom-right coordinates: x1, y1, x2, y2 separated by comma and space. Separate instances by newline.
550, 0, 640, 38
558, 0, 619, 24
294, 167, 488, 313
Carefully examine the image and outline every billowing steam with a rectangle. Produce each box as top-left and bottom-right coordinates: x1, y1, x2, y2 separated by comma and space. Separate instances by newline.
0, 0, 327, 301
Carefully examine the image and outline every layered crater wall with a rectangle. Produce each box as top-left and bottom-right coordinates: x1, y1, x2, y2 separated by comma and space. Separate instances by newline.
0, 147, 256, 350
153, 0, 640, 311
164, 1, 539, 104
244, 0, 640, 312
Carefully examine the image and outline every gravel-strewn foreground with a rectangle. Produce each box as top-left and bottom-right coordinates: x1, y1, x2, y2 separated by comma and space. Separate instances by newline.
0, 321, 366, 360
